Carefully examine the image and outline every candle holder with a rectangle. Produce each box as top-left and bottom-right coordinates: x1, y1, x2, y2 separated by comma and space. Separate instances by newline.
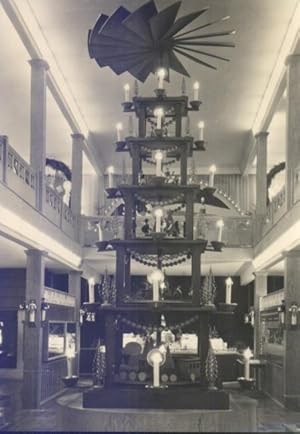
189, 100, 201, 110
116, 140, 126, 151
151, 232, 166, 240
237, 377, 255, 390
154, 88, 166, 98
202, 186, 216, 195
121, 101, 133, 111
155, 128, 163, 137
193, 140, 206, 151
105, 187, 120, 199
62, 375, 79, 388
211, 241, 225, 252
218, 302, 237, 312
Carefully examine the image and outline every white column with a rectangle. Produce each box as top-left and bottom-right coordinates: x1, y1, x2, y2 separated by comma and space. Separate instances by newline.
71, 133, 84, 216
254, 272, 267, 357
29, 59, 49, 212
255, 132, 268, 241
285, 54, 300, 209
69, 271, 82, 376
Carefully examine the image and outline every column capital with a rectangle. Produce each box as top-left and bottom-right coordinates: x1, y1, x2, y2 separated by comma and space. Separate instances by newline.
71, 133, 85, 141
255, 131, 269, 140
25, 249, 48, 258
285, 53, 300, 66
254, 271, 268, 278
28, 58, 49, 71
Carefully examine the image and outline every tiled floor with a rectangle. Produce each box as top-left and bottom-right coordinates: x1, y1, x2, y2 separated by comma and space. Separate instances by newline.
1, 379, 300, 432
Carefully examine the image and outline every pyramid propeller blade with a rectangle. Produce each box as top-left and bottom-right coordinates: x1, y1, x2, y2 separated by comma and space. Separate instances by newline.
175, 16, 231, 38
162, 8, 209, 40
175, 30, 236, 42
174, 47, 217, 70
168, 50, 190, 76
175, 41, 235, 47
175, 45, 230, 62
149, 1, 181, 41
123, 0, 157, 43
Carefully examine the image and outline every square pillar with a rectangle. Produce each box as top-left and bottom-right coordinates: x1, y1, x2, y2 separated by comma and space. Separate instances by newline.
285, 54, 300, 209
283, 251, 300, 409
29, 59, 49, 212
254, 272, 267, 357
254, 132, 268, 241
69, 271, 82, 376
71, 133, 84, 216
22, 249, 46, 409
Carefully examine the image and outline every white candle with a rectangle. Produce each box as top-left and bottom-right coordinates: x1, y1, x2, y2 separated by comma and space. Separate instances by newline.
244, 359, 250, 380
155, 150, 163, 176
153, 359, 160, 387
154, 208, 163, 232
29, 310, 35, 323
154, 108, 163, 129
123, 83, 130, 102
116, 123, 123, 141
193, 81, 200, 100
198, 121, 204, 140
216, 219, 224, 242
107, 166, 114, 188
209, 164, 216, 187
41, 309, 47, 322
153, 280, 159, 302
88, 278, 95, 303
225, 277, 233, 304
67, 358, 73, 377
157, 68, 166, 89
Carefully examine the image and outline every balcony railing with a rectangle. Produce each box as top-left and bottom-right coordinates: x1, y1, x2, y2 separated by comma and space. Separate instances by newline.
0, 135, 77, 241
263, 187, 286, 235
82, 214, 253, 247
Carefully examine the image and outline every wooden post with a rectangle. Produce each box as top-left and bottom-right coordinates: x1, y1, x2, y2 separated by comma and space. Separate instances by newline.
131, 145, 140, 185
115, 247, 125, 304
185, 191, 194, 240
105, 313, 116, 386
175, 104, 182, 137
180, 146, 188, 185
124, 192, 133, 239
138, 109, 146, 137
192, 246, 201, 304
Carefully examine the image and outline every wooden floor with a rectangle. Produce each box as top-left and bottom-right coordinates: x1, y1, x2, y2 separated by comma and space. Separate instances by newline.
2, 378, 300, 432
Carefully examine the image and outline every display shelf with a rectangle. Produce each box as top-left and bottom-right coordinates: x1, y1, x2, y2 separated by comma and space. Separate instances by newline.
98, 304, 216, 312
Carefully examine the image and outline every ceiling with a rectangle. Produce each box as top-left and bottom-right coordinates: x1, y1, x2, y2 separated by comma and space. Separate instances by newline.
0, 0, 296, 174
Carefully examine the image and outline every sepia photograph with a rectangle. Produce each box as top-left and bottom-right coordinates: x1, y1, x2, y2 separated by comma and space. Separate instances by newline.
0, 0, 300, 432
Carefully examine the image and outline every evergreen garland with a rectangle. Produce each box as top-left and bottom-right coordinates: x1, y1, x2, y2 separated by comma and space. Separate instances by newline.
200, 268, 216, 305
46, 158, 72, 181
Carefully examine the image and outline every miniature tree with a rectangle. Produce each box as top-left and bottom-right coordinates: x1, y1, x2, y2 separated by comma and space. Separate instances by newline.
101, 269, 110, 305
205, 345, 218, 390
200, 267, 216, 306
92, 339, 106, 386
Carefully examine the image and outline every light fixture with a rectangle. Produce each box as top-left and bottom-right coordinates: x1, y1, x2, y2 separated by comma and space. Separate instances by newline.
243, 347, 253, 381
0, 321, 3, 346
41, 298, 50, 323
154, 150, 163, 176
107, 165, 115, 188
153, 208, 164, 233
154, 107, 164, 130
198, 121, 205, 141
289, 302, 300, 327
88, 277, 95, 304
209, 164, 216, 187
193, 81, 200, 101
147, 347, 166, 388
216, 219, 224, 242
80, 307, 86, 325
28, 299, 37, 325
123, 83, 130, 102
157, 68, 166, 89
277, 299, 285, 326
116, 123, 123, 142
225, 276, 233, 304
147, 268, 165, 302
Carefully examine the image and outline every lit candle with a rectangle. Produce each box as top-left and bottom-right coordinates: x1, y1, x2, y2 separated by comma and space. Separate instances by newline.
154, 150, 163, 176
67, 357, 73, 377
157, 68, 166, 89
116, 122, 123, 142
154, 208, 163, 233
88, 277, 95, 303
209, 164, 216, 187
154, 107, 163, 129
148, 269, 164, 302
216, 219, 224, 242
153, 358, 160, 387
225, 276, 233, 304
107, 165, 114, 188
193, 81, 200, 100
198, 121, 204, 140
123, 83, 130, 102
97, 222, 103, 242
243, 347, 252, 380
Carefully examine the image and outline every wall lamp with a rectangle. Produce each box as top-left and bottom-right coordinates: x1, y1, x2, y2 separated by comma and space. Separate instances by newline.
277, 300, 285, 326
244, 306, 255, 327
289, 302, 300, 327
19, 298, 50, 326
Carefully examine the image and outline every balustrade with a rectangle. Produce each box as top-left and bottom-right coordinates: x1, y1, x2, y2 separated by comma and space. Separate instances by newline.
263, 187, 286, 235
0, 135, 77, 240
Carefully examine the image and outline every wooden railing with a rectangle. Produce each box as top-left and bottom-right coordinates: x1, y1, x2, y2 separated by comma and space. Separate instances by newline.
82, 214, 253, 247
0, 135, 77, 240
263, 187, 286, 235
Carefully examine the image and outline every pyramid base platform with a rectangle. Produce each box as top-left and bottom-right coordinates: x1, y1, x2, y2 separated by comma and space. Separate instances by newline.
56, 389, 257, 432
83, 385, 229, 410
